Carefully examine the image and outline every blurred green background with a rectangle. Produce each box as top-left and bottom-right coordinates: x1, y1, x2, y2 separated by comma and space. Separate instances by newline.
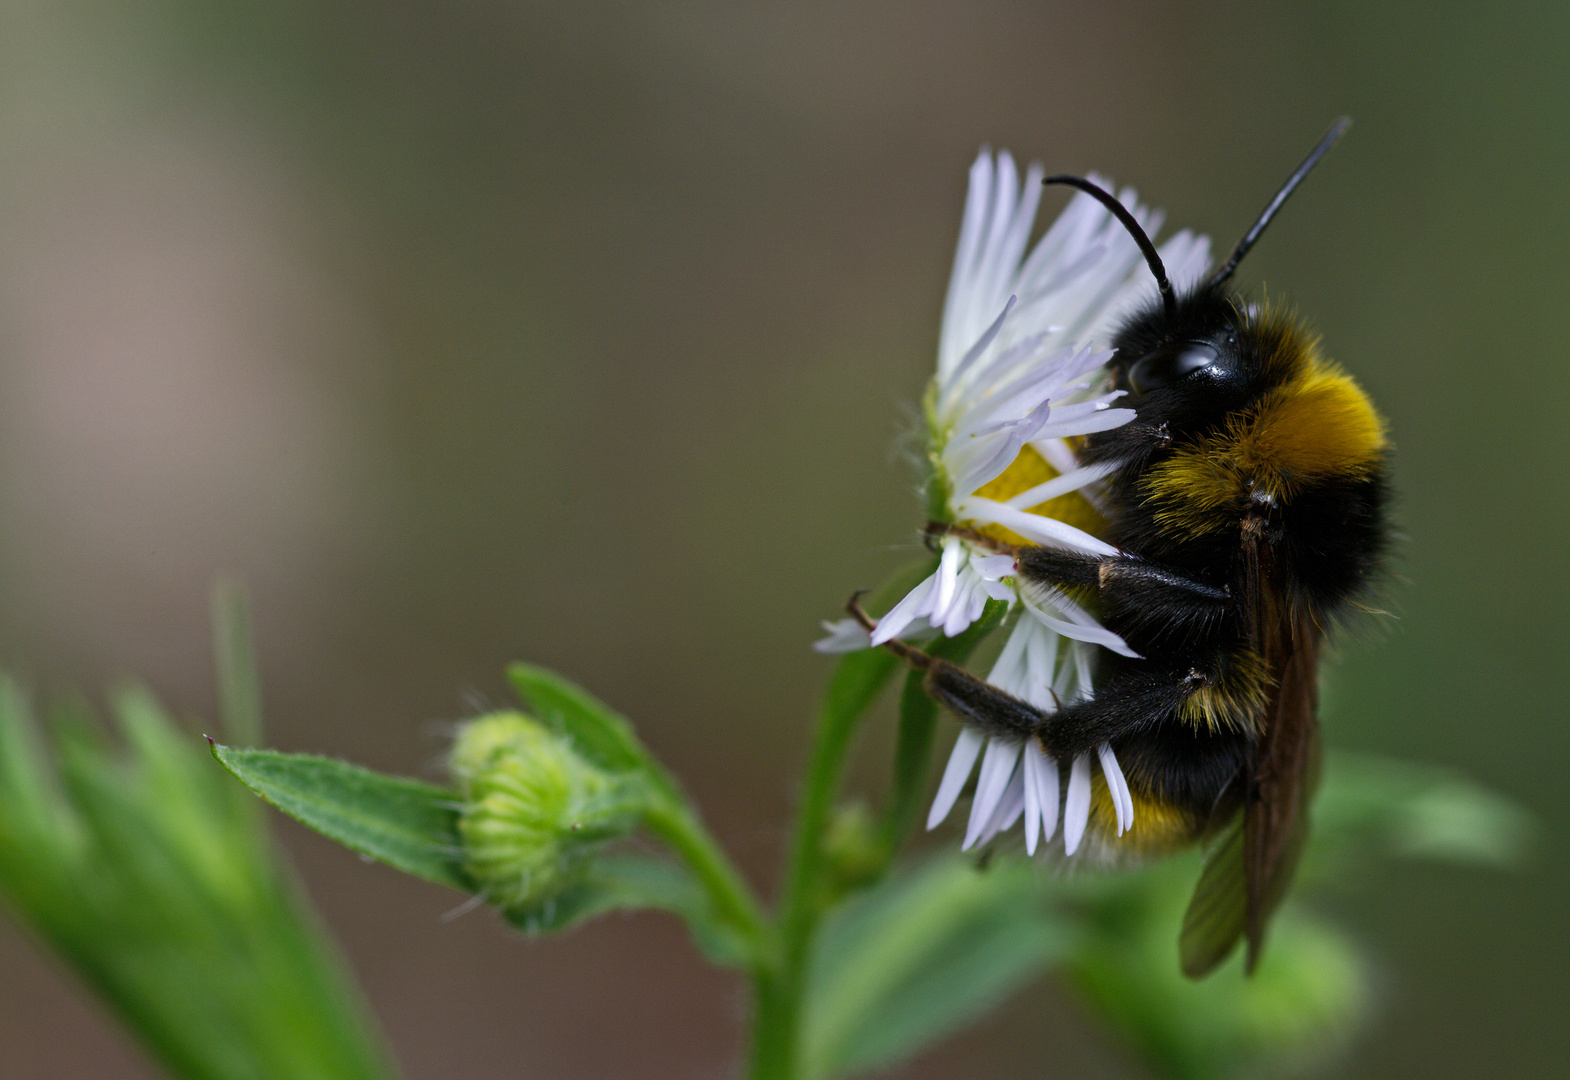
0, 1, 1562, 1076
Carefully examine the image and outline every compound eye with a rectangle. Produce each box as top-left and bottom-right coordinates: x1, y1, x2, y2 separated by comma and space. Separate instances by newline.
1126, 342, 1219, 395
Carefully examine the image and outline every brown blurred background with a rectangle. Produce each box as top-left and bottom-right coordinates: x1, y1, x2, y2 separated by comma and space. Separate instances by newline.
0, 1, 1565, 1076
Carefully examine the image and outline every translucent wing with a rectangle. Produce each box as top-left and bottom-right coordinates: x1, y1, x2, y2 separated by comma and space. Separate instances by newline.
1180, 521, 1322, 978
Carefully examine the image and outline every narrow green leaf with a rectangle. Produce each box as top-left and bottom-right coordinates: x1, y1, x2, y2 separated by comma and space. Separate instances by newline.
0, 681, 398, 1080
802, 856, 1067, 1080
506, 663, 647, 775
0, 676, 63, 849
820, 646, 899, 731
505, 853, 750, 966
210, 743, 468, 891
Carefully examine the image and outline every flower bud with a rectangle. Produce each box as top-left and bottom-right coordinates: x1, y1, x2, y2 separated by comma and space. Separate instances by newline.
451, 712, 643, 910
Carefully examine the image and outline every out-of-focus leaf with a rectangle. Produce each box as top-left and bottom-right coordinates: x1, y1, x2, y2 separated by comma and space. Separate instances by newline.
506, 663, 649, 777
1065, 854, 1366, 1080
504, 853, 750, 966
819, 647, 899, 742
210, 744, 468, 891
801, 855, 1069, 1080
1306, 750, 1535, 880
0, 677, 399, 1080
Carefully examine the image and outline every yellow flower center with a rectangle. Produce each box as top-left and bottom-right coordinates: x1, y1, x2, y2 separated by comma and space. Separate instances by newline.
970, 444, 1108, 547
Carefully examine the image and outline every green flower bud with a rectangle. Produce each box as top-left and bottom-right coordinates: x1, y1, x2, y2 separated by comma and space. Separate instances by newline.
451, 712, 644, 910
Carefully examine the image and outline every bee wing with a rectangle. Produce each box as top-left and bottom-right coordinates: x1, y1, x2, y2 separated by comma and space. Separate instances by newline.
1241, 605, 1322, 972
1181, 528, 1322, 978
1179, 808, 1246, 978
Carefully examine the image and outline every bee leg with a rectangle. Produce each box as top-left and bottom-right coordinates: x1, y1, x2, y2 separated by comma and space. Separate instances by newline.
1036, 673, 1194, 759
1017, 549, 1234, 639
922, 521, 1020, 557
846, 591, 1044, 742
921, 661, 1047, 742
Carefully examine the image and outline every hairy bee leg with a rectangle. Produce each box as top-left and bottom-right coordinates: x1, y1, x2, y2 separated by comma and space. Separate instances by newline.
1017, 548, 1235, 637
921, 662, 1048, 742
1037, 674, 1197, 759
922, 521, 1020, 557
845, 591, 1044, 742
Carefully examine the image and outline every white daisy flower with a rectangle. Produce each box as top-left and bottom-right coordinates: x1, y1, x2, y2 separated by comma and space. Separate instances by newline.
827, 148, 1211, 857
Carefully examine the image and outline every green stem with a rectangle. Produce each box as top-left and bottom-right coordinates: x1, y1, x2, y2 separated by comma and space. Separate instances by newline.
642, 796, 769, 953
748, 649, 898, 1080
875, 599, 1009, 865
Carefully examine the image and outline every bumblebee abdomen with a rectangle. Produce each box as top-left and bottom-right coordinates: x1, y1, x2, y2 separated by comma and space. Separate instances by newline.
1085, 783, 1201, 861
1083, 725, 1250, 860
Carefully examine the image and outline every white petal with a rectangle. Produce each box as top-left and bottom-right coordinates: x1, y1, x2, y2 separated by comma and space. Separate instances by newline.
871, 572, 936, 645
812, 618, 871, 654
1098, 742, 1134, 836
970, 152, 1020, 334
1063, 753, 1092, 855
999, 460, 1120, 511
974, 553, 1017, 579
927, 727, 985, 829
1031, 745, 1060, 845
1034, 437, 1084, 478
1021, 741, 1058, 855
985, 615, 1032, 695
1022, 618, 1060, 709
955, 496, 1118, 556
942, 295, 1016, 401
940, 568, 982, 637
931, 537, 963, 626
1022, 741, 1042, 854
980, 576, 1015, 603
976, 766, 1026, 847
1033, 408, 1138, 440
1024, 604, 1139, 658
939, 152, 996, 376
963, 738, 1021, 850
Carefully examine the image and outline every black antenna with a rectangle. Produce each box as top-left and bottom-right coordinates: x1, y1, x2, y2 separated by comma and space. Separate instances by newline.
1208, 117, 1351, 288
1044, 174, 1176, 321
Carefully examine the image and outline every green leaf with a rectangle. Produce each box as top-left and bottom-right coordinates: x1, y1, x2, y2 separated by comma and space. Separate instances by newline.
1066, 855, 1367, 1080
801, 855, 1068, 1080
506, 663, 648, 776
1306, 750, 1536, 879
504, 853, 750, 966
0, 679, 398, 1080
210, 743, 468, 891
820, 646, 900, 734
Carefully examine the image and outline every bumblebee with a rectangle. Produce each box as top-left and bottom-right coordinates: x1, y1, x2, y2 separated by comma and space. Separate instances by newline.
861, 121, 1388, 977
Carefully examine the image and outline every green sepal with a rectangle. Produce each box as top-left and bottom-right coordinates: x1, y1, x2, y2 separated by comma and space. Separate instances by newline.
504, 852, 751, 967
801, 855, 1069, 1080
209, 743, 470, 891
506, 663, 649, 777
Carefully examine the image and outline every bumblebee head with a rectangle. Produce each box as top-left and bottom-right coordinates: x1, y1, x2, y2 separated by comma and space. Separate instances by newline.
1104, 285, 1261, 441
1045, 119, 1350, 453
